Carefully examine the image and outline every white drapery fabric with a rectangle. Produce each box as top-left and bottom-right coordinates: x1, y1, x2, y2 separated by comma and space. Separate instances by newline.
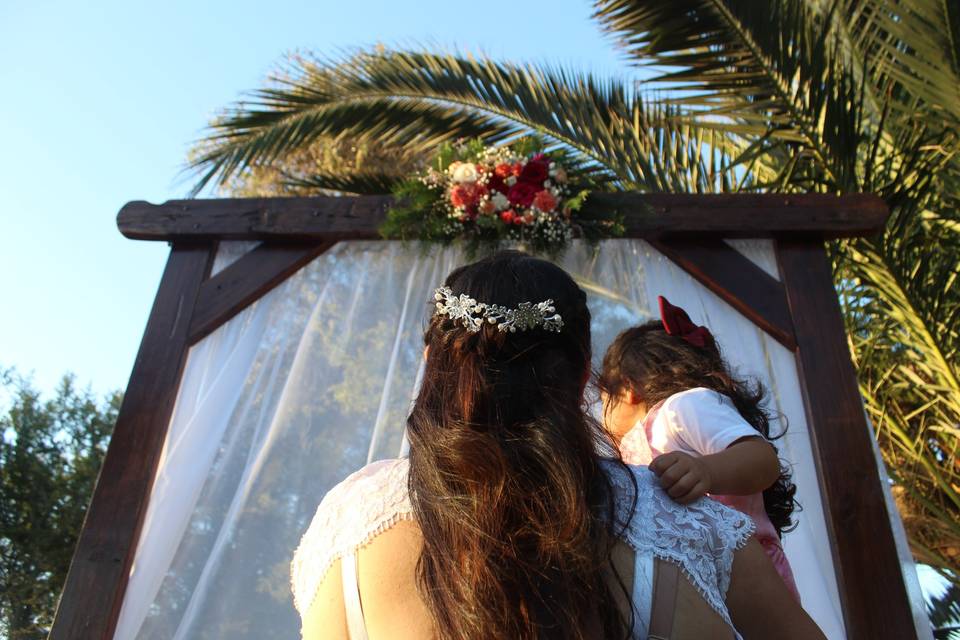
113, 240, 928, 639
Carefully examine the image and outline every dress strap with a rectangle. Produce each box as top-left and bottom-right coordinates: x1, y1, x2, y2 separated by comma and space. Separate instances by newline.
341, 553, 369, 640
647, 559, 679, 639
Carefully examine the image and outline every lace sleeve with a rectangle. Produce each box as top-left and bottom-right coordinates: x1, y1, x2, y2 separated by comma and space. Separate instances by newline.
290, 458, 413, 618
602, 461, 755, 628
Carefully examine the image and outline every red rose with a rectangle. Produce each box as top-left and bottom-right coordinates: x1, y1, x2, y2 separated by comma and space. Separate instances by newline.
511, 162, 523, 177
449, 185, 470, 208
494, 163, 514, 178
449, 183, 486, 208
532, 189, 558, 212
487, 172, 507, 194
519, 157, 549, 184
500, 210, 515, 224
507, 182, 538, 207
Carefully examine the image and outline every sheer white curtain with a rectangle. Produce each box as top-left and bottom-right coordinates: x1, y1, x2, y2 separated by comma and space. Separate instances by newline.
113, 240, 927, 639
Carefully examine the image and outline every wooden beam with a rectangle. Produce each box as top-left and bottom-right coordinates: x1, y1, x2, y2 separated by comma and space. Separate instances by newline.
590, 192, 888, 238
651, 238, 797, 350
188, 241, 335, 345
117, 193, 889, 242
777, 239, 917, 640
118, 195, 391, 241
50, 242, 216, 640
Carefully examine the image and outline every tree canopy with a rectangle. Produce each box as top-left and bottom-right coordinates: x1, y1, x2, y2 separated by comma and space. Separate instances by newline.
0, 370, 119, 639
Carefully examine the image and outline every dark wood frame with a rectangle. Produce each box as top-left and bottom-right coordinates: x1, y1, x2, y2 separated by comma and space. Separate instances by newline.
52, 193, 916, 640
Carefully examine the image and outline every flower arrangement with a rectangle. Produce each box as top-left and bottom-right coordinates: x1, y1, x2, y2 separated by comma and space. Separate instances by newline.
381, 138, 622, 254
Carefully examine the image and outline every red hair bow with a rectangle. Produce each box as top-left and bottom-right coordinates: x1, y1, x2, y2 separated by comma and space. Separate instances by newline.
658, 296, 714, 349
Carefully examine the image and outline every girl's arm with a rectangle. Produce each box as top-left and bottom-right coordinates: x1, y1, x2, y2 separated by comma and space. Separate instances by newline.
650, 437, 780, 503
649, 389, 782, 503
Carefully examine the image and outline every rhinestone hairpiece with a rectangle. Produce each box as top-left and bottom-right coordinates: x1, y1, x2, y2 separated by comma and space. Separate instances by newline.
433, 286, 564, 333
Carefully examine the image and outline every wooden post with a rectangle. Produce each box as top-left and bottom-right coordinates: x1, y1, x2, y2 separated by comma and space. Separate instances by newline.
50, 242, 215, 640
777, 240, 917, 640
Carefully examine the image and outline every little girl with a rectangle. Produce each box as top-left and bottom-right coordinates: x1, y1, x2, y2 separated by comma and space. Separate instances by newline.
599, 296, 801, 602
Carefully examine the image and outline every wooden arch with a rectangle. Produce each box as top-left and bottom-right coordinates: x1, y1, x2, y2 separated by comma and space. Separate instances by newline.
51, 193, 916, 640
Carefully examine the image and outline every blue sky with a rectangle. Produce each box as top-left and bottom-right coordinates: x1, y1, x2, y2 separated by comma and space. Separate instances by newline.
0, 0, 625, 396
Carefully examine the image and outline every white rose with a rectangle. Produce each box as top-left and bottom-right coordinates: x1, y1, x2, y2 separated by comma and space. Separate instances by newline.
451, 162, 479, 183
491, 192, 510, 211
505, 176, 518, 186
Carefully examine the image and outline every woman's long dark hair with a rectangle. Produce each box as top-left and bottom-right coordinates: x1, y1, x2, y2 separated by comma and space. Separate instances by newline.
597, 320, 798, 537
406, 251, 631, 640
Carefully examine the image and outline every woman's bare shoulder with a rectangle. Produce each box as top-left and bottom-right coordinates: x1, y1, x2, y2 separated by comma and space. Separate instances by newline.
291, 458, 414, 618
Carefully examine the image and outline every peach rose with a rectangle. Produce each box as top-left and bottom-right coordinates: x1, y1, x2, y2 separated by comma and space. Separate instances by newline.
533, 189, 558, 212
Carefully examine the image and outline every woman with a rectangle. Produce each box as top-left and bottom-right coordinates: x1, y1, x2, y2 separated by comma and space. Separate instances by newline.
291, 251, 823, 639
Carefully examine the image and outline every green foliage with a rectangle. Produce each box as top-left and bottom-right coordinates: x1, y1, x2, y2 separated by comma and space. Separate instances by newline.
380, 178, 451, 243
0, 369, 119, 639
191, 0, 960, 583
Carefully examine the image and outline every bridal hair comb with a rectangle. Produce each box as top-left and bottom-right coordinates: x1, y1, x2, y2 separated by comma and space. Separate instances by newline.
433, 286, 564, 333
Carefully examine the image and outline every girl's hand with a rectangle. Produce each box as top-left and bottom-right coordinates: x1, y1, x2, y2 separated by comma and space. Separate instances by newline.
649, 451, 712, 504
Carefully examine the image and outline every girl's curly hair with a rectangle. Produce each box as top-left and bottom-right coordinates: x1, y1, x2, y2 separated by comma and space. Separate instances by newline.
598, 320, 798, 537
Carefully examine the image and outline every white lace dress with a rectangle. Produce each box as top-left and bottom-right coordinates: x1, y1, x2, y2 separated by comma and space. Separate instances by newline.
291, 458, 754, 639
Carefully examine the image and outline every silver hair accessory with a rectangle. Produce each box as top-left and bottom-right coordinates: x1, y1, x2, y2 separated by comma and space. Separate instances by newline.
433, 286, 564, 333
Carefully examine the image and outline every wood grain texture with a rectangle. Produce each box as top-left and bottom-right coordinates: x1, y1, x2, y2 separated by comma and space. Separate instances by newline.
50, 243, 215, 640
118, 195, 391, 241
188, 241, 335, 345
777, 239, 917, 640
650, 238, 797, 349
586, 192, 888, 238
117, 193, 889, 241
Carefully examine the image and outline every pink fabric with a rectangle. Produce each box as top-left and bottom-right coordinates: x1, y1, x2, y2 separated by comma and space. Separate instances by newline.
758, 535, 802, 603
619, 398, 801, 603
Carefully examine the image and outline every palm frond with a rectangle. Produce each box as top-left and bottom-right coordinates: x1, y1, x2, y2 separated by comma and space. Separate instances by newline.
281, 170, 400, 195
189, 48, 752, 196
188, 93, 513, 195
842, 0, 960, 123
593, 0, 881, 187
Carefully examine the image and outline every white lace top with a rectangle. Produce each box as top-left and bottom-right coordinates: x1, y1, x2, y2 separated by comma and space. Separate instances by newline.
291, 458, 754, 637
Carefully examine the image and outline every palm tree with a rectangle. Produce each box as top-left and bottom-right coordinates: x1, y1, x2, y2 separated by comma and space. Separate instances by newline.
189, 0, 960, 580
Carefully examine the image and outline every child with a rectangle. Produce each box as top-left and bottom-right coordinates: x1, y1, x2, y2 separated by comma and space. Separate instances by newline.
599, 296, 801, 602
